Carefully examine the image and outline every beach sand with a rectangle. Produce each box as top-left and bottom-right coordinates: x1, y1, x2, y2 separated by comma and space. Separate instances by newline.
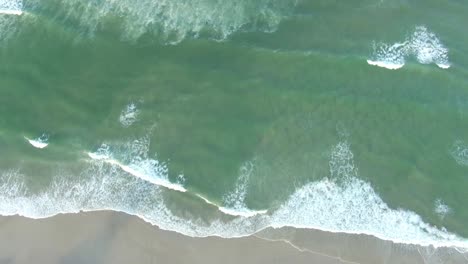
0, 211, 466, 264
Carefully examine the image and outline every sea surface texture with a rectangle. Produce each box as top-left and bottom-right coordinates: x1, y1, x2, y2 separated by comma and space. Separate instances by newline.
1, 0, 468, 254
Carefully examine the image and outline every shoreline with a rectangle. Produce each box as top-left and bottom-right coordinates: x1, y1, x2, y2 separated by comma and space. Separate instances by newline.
0, 211, 466, 263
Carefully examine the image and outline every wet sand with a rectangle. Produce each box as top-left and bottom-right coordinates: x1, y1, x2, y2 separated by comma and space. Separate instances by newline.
0, 211, 466, 264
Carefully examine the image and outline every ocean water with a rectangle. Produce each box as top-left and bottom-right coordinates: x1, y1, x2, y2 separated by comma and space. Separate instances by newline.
1, 0, 468, 252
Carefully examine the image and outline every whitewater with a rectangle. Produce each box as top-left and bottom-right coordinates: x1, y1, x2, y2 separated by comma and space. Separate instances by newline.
1, 137, 467, 251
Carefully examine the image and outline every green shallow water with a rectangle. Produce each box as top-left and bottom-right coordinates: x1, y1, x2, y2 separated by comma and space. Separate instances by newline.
1, 0, 468, 243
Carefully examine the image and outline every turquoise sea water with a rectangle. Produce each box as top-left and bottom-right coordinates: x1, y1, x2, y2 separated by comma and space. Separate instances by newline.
1, 0, 468, 250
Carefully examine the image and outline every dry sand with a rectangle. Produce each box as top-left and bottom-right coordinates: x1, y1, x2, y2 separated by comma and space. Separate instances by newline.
0, 211, 466, 264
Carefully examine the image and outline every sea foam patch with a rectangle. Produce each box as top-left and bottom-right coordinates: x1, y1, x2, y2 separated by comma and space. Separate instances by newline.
24, 134, 49, 149
0, 0, 23, 41
119, 103, 140, 127
0, 0, 23, 15
368, 26, 450, 70
451, 140, 468, 166
434, 199, 451, 220
329, 141, 357, 179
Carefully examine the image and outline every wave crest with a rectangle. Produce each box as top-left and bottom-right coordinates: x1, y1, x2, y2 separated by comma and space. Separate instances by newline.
368, 26, 450, 69
46, 0, 297, 43
0, 140, 467, 249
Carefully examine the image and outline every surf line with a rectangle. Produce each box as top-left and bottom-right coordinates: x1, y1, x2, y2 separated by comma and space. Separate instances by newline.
87, 152, 187, 193
86, 151, 267, 217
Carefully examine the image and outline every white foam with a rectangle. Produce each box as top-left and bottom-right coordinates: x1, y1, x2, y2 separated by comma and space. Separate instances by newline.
87, 153, 186, 192
367, 41, 407, 70
221, 161, 268, 217
434, 199, 451, 220
119, 103, 140, 127
88, 139, 263, 216
270, 141, 468, 248
88, 138, 267, 217
88, 153, 187, 192
451, 140, 468, 166
1, 140, 467, 250
53, 0, 297, 43
366, 59, 404, 70
195, 193, 266, 218
0, 9, 22, 15
329, 141, 356, 179
0, 0, 22, 41
87, 142, 186, 193
437, 63, 451, 69
0, 0, 22, 15
409, 26, 450, 68
270, 177, 467, 248
24, 134, 49, 149
368, 26, 450, 70
218, 206, 267, 218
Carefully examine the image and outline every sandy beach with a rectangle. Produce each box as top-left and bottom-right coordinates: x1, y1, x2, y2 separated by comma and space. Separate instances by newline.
0, 211, 466, 264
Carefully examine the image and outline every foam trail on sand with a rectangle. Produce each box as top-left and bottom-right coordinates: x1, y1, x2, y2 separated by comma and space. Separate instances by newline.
368, 26, 450, 69
24, 134, 49, 149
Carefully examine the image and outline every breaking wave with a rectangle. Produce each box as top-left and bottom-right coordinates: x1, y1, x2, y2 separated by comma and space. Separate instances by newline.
88, 137, 265, 216
24, 133, 49, 149
36, 0, 298, 43
87, 139, 186, 192
1, 138, 467, 251
367, 26, 450, 70
0, 0, 22, 15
